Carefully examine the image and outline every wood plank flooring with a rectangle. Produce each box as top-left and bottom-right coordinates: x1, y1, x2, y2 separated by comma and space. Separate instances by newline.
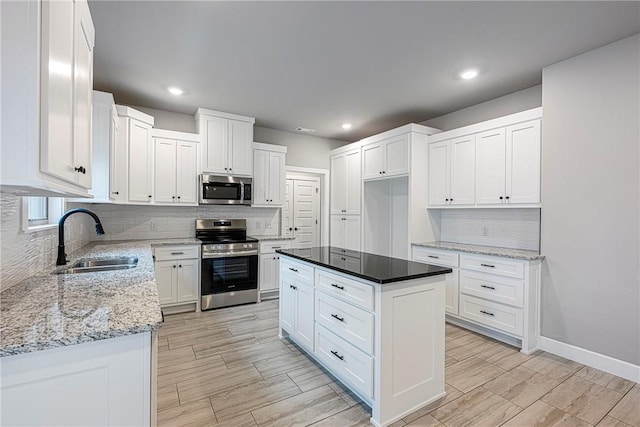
157, 300, 639, 427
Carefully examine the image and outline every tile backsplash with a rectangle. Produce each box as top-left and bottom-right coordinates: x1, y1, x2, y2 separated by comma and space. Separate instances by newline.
440, 208, 540, 251
85, 203, 281, 241
0, 193, 94, 291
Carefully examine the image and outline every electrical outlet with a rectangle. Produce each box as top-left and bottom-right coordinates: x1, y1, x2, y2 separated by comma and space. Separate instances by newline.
482, 226, 489, 236
265, 222, 272, 229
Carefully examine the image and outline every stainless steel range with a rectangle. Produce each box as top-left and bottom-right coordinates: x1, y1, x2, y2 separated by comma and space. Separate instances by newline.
196, 219, 259, 310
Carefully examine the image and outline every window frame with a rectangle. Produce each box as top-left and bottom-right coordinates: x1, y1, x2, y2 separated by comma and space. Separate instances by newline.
22, 197, 65, 233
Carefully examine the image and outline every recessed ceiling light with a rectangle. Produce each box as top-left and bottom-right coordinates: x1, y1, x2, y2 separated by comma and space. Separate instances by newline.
168, 87, 184, 95
460, 69, 479, 80
341, 123, 352, 130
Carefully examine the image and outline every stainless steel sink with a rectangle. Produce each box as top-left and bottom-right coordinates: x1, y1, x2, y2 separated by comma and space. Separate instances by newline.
54, 256, 138, 274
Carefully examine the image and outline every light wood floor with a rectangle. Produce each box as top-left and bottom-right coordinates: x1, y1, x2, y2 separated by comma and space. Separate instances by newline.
157, 300, 639, 427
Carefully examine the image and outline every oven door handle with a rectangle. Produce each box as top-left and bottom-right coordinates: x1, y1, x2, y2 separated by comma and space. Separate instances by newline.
203, 250, 258, 259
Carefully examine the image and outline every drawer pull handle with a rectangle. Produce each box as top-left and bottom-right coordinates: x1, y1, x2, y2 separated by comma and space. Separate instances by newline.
171, 252, 184, 255
480, 310, 495, 317
427, 255, 439, 259
272, 246, 281, 249
330, 350, 345, 361
331, 283, 345, 290
331, 314, 345, 322
480, 263, 495, 268
289, 268, 298, 272
480, 284, 496, 290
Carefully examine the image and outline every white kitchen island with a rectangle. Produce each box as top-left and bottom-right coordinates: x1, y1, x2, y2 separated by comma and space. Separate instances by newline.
277, 246, 452, 427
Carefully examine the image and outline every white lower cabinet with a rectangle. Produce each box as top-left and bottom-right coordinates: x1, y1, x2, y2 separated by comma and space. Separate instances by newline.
258, 240, 292, 295
154, 245, 200, 311
0, 333, 153, 427
330, 214, 361, 251
412, 245, 541, 353
279, 256, 446, 427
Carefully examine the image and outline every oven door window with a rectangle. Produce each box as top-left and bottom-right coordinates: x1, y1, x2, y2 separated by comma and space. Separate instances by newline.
202, 183, 242, 201
201, 255, 258, 294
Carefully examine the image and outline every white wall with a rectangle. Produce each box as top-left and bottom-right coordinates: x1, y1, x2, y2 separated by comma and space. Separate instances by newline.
541, 34, 639, 365
0, 194, 94, 291
421, 85, 542, 131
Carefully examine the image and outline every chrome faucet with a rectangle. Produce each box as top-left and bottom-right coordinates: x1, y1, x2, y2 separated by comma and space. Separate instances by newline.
56, 208, 105, 265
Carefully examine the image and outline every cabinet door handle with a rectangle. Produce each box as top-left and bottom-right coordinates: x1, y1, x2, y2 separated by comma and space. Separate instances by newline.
172, 196, 175, 199
177, 196, 181, 199
480, 310, 495, 317
112, 191, 119, 195
331, 314, 344, 322
330, 350, 344, 361
499, 196, 503, 200
272, 246, 281, 249
450, 198, 453, 201
171, 252, 184, 255
480, 263, 496, 268
505, 196, 510, 200
289, 268, 298, 272
290, 285, 297, 290
427, 255, 439, 259
173, 265, 176, 268
148, 195, 152, 198
178, 264, 182, 268
331, 283, 345, 290
445, 198, 449, 202
481, 284, 496, 290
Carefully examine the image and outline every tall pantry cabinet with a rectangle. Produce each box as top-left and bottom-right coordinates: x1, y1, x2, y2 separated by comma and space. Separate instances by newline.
330, 148, 362, 251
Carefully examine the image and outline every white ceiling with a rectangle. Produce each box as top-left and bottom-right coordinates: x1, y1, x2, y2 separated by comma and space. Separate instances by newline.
89, 1, 639, 142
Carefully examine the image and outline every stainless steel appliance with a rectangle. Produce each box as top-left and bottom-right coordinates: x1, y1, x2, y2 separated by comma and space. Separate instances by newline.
197, 219, 259, 310
199, 175, 252, 205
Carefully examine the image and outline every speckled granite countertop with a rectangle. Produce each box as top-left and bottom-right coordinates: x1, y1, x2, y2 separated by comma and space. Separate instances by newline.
250, 235, 296, 241
412, 241, 544, 261
0, 239, 199, 358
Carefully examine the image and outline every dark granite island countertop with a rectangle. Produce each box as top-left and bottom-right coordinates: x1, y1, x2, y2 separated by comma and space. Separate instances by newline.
276, 246, 452, 284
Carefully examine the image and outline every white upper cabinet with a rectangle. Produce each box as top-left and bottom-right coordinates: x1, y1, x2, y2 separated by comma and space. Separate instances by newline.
252, 143, 286, 207
196, 108, 255, 176
362, 134, 409, 180
427, 108, 542, 209
330, 148, 361, 214
153, 130, 199, 206
1, 0, 95, 197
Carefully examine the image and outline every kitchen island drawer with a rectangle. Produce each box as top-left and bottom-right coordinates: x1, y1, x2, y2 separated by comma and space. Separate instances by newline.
316, 291, 374, 354
281, 258, 314, 283
154, 245, 200, 261
460, 254, 524, 279
316, 269, 374, 311
412, 246, 459, 268
459, 270, 524, 308
315, 324, 373, 400
459, 294, 523, 337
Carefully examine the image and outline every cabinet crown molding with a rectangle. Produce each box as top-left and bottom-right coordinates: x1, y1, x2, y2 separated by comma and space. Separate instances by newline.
253, 142, 287, 153
194, 107, 255, 124
330, 123, 441, 156
115, 105, 155, 126
151, 128, 200, 142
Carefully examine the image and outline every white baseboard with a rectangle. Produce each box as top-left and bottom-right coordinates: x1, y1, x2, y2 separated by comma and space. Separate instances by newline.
538, 336, 640, 383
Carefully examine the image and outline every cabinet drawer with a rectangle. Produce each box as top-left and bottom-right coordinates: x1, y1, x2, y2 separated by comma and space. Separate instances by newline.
154, 245, 200, 261
316, 291, 374, 354
412, 246, 459, 268
260, 241, 292, 254
281, 258, 314, 284
460, 269, 524, 308
460, 254, 524, 279
316, 269, 374, 311
459, 294, 523, 337
315, 324, 373, 399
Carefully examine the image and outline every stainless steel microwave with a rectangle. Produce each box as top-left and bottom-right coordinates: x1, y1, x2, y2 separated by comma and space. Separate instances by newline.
199, 175, 252, 205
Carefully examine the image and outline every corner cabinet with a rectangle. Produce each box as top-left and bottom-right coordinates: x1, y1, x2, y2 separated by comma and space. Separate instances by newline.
427, 108, 542, 209
196, 108, 255, 176
252, 143, 287, 207
1, 0, 96, 197
153, 130, 199, 206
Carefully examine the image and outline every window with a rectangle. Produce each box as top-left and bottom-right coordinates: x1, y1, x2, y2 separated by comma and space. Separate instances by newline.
23, 197, 64, 231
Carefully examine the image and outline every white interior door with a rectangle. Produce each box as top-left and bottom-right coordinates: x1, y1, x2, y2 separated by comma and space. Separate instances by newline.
292, 178, 320, 249
283, 179, 294, 236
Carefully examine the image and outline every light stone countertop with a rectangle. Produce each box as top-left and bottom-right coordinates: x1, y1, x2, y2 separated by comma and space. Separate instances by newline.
412, 241, 544, 261
250, 235, 296, 241
0, 238, 200, 358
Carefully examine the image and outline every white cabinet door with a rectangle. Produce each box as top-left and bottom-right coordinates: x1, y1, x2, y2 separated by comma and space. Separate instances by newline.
476, 128, 506, 205
444, 269, 460, 315
252, 149, 269, 205
344, 215, 361, 251
330, 154, 346, 214
72, 0, 94, 190
202, 116, 227, 174
330, 215, 345, 248
345, 149, 361, 214
384, 134, 409, 177
295, 282, 315, 350
428, 141, 450, 206
128, 120, 153, 203
40, 0, 76, 185
280, 275, 296, 333
176, 141, 198, 204
450, 135, 476, 206
154, 138, 176, 203
268, 151, 286, 205
176, 259, 198, 303
506, 120, 541, 204
155, 261, 177, 305
362, 143, 384, 180
260, 254, 279, 292
111, 114, 127, 202
228, 120, 253, 176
